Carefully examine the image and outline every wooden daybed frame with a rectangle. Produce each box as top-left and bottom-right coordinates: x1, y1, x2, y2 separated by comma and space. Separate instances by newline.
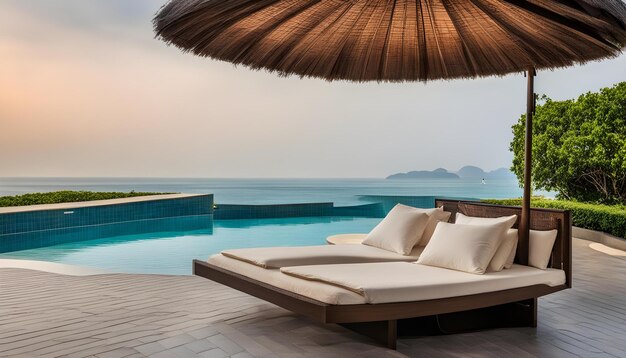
193, 200, 572, 349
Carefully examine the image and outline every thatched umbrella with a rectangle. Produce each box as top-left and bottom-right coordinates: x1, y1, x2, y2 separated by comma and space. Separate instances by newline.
154, 0, 626, 264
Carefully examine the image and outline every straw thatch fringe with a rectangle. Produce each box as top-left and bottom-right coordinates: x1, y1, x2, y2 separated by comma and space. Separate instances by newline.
154, 0, 626, 82
578, 0, 626, 24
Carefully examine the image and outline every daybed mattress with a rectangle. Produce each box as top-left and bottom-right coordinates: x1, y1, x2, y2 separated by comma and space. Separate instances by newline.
221, 244, 424, 269
208, 254, 366, 304
207, 255, 565, 305
281, 262, 566, 304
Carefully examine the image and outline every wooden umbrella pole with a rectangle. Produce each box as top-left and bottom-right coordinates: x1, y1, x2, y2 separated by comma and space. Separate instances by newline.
519, 67, 535, 265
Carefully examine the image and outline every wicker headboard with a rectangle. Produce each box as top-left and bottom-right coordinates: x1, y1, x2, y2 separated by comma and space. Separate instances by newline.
435, 199, 572, 288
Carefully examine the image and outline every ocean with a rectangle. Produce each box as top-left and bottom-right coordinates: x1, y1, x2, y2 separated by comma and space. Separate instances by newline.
0, 177, 553, 206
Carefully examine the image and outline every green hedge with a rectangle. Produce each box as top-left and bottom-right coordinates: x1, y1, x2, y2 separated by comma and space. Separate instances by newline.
0, 191, 171, 207
482, 198, 626, 239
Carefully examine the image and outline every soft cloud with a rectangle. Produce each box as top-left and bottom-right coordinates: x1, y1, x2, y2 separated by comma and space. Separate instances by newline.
1, 0, 625, 177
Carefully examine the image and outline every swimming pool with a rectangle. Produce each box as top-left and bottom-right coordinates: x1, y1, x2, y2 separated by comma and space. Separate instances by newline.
0, 216, 380, 275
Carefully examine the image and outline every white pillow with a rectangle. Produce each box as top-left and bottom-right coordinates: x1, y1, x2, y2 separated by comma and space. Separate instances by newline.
504, 229, 519, 269
454, 213, 518, 272
488, 229, 518, 271
455, 213, 517, 229
420, 209, 453, 247
362, 204, 430, 255
529, 229, 558, 269
417, 221, 511, 274
375, 205, 448, 248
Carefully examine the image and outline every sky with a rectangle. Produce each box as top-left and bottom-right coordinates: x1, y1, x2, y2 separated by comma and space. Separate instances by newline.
1, 0, 625, 178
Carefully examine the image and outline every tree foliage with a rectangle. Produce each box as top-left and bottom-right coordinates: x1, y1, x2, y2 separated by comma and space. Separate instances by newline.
511, 82, 626, 204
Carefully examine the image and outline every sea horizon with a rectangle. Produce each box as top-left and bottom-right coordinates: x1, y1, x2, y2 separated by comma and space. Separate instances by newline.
0, 177, 554, 206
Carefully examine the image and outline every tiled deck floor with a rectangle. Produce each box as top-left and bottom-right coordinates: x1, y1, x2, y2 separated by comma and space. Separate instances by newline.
1, 238, 625, 358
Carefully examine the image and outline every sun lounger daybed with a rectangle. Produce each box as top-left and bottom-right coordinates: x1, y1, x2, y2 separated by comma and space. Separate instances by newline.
193, 200, 572, 349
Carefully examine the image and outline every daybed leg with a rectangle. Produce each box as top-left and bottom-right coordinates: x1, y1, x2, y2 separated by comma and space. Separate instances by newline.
519, 298, 538, 327
505, 298, 537, 328
427, 299, 539, 333
387, 320, 398, 349
339, 320, 397, 349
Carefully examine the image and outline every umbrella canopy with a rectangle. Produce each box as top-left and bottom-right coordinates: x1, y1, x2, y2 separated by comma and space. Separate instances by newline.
154, 0, 626, 264
155, 0, 626, 82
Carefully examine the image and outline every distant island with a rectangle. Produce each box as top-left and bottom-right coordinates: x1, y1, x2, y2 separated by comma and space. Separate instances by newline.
387, 168, 460, 179
386, 166, 516, 180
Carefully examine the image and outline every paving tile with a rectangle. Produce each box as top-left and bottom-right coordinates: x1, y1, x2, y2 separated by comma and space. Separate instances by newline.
157, 334, 196, 349
156, 346, 198, 358
148, 350, 183, 358
184, 339, 217, 353
230, 352, 255, 358
96, 347, 139, 358
135, 342, 166, 356
208, 334, 244, 355
1, 238, 625, 358
187, 327, 219, 340
197, 348, 228, 358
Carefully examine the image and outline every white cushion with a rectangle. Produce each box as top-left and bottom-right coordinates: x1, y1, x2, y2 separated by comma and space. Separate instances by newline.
221, 244, 424, 269
281, 262, 566, 304
420, 209, 453, 247
505, 229, 519, 269
455, 212, 517, 228
529, 229, 558, 269
406, 206, 451, 248
362, 204, 430, 255
454, 213, 518, 272
488, 229, 518, 271
208, 254, 365, 305
417, 221, 511, 274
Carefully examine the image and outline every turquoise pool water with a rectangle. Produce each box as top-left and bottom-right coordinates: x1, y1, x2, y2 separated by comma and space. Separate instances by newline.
0, 216, 380, 275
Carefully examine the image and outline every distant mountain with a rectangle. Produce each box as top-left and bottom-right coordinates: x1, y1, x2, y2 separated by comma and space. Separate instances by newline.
387, 166, 515, 180
456, 165, 485, 179
487, 168, 517, 179
456, 165, 516, 179
386, 168, 460, 179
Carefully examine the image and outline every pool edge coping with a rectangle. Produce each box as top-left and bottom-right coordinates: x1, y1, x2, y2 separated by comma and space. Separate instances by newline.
0, 258, 112, 276
0, 193, 209, 214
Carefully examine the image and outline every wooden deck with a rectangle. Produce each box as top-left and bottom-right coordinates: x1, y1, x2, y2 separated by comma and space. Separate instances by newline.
1, 238, 625, 358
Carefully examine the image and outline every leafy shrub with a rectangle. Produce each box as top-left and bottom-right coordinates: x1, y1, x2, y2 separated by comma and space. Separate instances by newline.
482, 198, 626, 239
510, 82, 626, 204
0, 191, 171, 207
